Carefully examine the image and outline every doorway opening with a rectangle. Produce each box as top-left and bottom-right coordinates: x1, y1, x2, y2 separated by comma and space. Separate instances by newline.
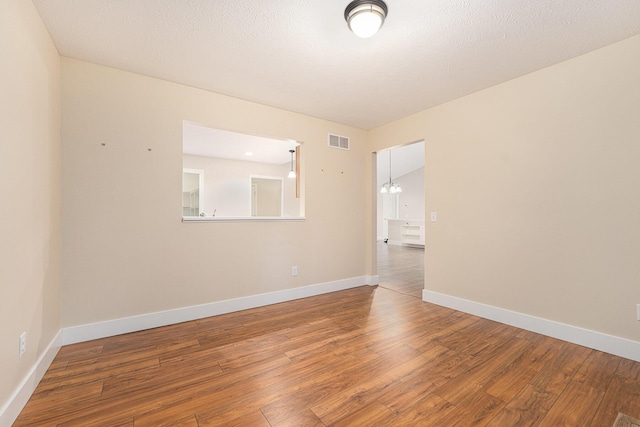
374, 141, 425, 298
182, 168, 204, 217
250, 176, 283, 217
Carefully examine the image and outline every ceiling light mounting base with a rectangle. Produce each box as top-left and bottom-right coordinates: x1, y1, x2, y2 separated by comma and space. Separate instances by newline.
344, 0, 388, 38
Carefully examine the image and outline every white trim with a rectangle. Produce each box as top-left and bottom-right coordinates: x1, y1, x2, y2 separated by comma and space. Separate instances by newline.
0, 331, 62, 427
423, 290, 640, 362
63, 276, 378, 345
182, 216, 306, 223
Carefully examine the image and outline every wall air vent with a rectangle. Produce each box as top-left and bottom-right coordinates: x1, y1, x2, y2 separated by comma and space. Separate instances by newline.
328, 133, 350, 150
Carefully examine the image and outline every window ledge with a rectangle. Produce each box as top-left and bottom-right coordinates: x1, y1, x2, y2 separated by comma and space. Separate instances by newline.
182, 216, 306, 223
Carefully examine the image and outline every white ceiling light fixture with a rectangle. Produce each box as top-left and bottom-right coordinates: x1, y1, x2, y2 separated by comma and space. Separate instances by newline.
344, 0, 388, 39
288, 149, 296, 179
381, 150, 402, 194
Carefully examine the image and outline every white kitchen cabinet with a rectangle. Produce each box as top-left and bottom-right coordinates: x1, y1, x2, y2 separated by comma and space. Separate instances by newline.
388, 219, 425, 246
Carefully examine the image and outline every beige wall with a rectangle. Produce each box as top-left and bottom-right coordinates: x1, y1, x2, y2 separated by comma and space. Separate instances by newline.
61, 58, 370, 327
0, 0, 61, 411
369, 34, 640, 342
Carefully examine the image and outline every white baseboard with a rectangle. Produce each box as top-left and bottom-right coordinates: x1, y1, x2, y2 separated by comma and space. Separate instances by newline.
0, 330, 62, 427
63, 275, 379, 345
423, 290, 640, 363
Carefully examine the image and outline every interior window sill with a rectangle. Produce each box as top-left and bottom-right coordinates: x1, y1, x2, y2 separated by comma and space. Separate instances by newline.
182, 216, 306, 223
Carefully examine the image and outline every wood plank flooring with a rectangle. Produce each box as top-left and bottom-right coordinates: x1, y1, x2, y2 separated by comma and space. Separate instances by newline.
14, 246, 640, 426
377, 241, 424, 298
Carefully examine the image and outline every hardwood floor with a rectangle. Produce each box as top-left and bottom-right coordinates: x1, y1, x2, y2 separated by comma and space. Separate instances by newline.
377, 241, 424, 298
14, 249, 640, 426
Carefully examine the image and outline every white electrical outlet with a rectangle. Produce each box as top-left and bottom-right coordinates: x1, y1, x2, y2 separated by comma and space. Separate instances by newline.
291, 266, 298, 277
19, 332, 26, 358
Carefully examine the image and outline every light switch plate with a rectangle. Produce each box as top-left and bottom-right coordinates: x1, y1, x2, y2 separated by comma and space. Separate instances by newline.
19, 332, 26, 358
430, 212, 437, 222
637, 304, 640, 321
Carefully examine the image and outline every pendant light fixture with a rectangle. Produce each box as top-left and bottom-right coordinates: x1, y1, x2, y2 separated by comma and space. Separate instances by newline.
380, 150, 402, 194
344, 0, 388, 39
288, 149, 296, 179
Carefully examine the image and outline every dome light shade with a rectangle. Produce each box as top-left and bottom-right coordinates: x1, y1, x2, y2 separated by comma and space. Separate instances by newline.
288, 149, 296, 179
344, 0, 388, 38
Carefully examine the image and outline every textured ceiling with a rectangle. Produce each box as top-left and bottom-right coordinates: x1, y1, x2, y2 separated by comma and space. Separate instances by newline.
33, 0, 640, 130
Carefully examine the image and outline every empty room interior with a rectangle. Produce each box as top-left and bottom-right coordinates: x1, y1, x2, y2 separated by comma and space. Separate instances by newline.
2, 0, 640, 426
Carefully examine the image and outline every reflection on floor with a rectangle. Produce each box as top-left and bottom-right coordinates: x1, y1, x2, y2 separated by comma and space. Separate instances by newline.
377, 241, 424, 298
